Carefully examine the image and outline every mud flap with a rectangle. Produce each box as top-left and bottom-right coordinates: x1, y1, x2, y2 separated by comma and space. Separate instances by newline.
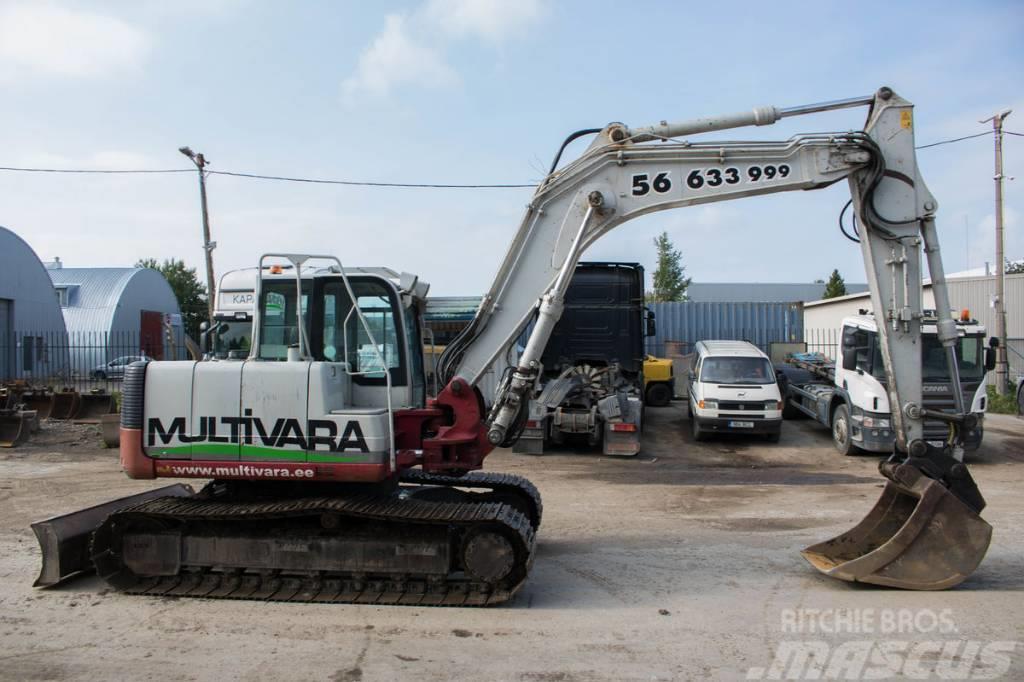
31, 484, 195, 587
801, 463, 992, 590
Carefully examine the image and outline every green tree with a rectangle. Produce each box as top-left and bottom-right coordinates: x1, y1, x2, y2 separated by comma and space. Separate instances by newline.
136, 258, 208, 339
1005, 258, 1024, 274
647, 231, 691, 302
822, 269, 847, 299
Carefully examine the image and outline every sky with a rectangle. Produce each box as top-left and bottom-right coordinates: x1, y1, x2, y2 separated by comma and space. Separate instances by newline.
1, 0, 1021, 296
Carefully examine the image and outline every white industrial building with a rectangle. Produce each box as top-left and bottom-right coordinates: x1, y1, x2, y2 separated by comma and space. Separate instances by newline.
803, 272, 1024, 377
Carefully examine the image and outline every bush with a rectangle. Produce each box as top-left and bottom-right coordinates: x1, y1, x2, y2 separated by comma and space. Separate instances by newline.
986, 385, 1018, 415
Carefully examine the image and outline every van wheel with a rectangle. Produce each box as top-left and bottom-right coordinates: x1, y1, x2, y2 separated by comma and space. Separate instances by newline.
831, 404, 859, 456
645, 383, 672, 407
764, 430, 781, 443
691, 415, 708, 442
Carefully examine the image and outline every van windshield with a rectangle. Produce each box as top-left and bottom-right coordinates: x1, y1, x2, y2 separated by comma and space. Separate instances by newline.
701, 357, 775, 385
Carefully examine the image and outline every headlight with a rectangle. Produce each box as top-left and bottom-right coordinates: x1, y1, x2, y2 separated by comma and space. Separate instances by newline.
765, 400, 782, 410
861, 416, 890, 428
699, 399, 717, 409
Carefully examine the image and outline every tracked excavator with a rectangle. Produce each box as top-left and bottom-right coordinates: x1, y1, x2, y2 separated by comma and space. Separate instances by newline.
32, 87, 993, 604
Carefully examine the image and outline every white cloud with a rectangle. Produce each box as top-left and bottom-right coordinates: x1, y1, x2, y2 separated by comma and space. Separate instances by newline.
341, 1, 544, 101
0, 2, 150, 80
341, 13, 458, 100
425, 0, 544, 42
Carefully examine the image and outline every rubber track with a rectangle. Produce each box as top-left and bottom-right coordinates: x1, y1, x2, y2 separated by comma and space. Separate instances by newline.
399, 469, 543, 529
92, 494, 534, 607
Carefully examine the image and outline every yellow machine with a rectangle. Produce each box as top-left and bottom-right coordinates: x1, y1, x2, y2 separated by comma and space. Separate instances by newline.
642, 355, 675, 407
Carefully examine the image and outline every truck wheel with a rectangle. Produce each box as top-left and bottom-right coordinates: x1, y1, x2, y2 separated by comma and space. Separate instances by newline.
831, 404, 859, 456
691, 415, 708, 442
645, 382, 672, 407
1017, 382, 1024, 416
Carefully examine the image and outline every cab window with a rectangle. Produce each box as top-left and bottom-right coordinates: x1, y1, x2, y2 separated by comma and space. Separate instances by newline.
312, 278, 407, 386
257, 281, 308, 360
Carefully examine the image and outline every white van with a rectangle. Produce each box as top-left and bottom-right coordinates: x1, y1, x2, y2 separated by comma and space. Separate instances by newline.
687, 340, 783, 442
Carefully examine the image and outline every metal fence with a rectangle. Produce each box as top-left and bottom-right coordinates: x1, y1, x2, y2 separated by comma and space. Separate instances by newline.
645, 301, 804, 357
1, 330, 180, 392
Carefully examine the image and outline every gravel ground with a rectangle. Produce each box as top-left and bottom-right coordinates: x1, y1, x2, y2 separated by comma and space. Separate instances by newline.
1, 406, 1021, 681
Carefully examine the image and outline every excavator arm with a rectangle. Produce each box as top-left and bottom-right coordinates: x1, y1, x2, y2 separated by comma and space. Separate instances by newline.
436, 87, 991, 589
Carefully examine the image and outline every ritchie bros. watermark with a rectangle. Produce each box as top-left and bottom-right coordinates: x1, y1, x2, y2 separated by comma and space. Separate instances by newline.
746, 608, 1018, 680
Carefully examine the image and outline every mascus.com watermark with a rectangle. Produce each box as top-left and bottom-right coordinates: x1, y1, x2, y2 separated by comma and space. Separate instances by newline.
746, 609, 1018, 680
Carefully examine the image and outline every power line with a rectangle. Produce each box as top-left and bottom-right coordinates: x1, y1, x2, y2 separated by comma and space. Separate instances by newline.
205, 169, 534, 188
0, 166, 191, 174
915, 131, 992, 149
0, 128, 1016, 183
0, 164, 534, 188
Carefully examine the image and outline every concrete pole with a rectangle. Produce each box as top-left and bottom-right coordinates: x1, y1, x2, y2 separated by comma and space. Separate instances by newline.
179, 147, 217, 325
981, 112, 1011, 394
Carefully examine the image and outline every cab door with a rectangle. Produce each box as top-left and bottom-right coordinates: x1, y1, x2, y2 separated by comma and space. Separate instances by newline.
238, 279, 311, 462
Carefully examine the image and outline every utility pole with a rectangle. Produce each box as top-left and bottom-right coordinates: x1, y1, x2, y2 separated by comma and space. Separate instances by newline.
179, 146, 217, 325
981, 110, 1011, 394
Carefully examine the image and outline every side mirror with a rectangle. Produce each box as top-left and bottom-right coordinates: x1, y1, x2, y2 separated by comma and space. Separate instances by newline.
645, 309, 657, 338
841, 346, 857, 371
985, 337, 1000, 372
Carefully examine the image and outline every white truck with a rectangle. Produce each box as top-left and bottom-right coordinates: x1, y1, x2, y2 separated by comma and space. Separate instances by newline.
776, 312, 994, 455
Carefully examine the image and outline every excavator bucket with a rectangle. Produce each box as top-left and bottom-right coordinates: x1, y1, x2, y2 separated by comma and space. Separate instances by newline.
802, 464, 992, 590
74, 393, 115, 423
49, 391, 81, 420
23, 393, 53, 420
31, 483, 194, 587
0, 412, 29, 448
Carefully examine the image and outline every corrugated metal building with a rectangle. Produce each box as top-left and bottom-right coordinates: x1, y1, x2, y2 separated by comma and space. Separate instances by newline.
0, 226, 69, 380
47, 265, 185, 374
687, 282, 868, 303
803, 273, 1024, 377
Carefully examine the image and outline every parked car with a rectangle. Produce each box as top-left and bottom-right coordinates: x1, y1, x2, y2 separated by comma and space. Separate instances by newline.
687, 340, 783, 442
92, 355, 150, 380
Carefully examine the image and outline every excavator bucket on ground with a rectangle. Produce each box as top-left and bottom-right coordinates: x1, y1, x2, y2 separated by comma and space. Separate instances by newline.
23, 392, 54, 420
48, 391, 81, 420
31, 484, 194, 587
802, 462, 992, 590
0, 412, 30, 448
74, 393, 115, 423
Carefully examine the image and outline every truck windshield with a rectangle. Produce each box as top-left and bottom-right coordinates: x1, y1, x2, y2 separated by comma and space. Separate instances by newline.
700, 357, 775, 384
211, 319, 252, 359
922, 334, 986, 382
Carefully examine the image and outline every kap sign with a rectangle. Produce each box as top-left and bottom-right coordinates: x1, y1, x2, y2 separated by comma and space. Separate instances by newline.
218, 291, 255, 312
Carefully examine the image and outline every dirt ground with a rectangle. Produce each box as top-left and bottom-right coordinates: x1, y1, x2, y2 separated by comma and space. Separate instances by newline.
1, 406, 1021, 681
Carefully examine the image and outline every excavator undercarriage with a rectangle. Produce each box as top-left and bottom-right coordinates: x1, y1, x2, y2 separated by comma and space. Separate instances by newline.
46, 471, 541, 605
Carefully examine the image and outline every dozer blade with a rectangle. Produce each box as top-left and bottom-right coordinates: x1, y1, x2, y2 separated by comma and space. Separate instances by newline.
0, 413, 29, 448
31, 484, 194, 587
802, 463, 991, 590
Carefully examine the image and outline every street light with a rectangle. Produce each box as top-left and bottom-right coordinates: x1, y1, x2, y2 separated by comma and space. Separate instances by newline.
180, 146, 216, 325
